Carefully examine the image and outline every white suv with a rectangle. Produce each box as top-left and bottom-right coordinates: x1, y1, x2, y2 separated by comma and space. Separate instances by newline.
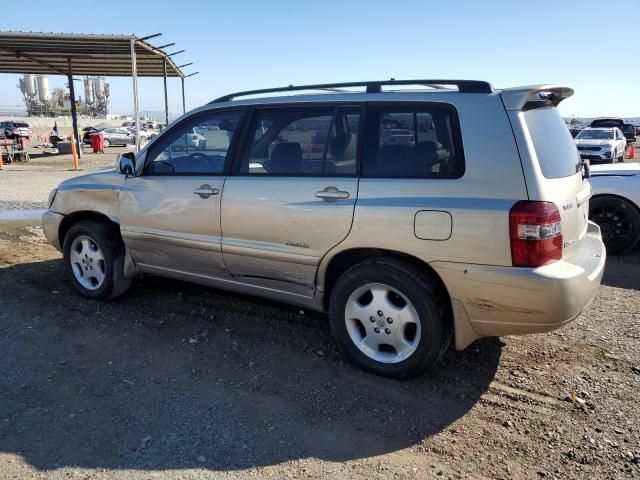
574, 127, 626, 163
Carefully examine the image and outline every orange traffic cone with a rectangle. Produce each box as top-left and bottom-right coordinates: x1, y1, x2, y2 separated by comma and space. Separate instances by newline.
628, 145, 636, 160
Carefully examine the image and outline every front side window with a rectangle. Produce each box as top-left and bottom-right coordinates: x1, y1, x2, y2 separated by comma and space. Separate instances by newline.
240, 106, 361, 175
362, 105, 464, 178
145, 111, 242, 175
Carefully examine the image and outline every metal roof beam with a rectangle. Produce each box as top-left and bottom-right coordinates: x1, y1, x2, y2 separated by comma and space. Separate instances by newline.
138, 33, 162, 41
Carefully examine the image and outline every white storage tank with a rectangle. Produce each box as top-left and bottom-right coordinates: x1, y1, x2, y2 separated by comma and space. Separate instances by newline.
94, 77, 106, 99
24, 74, 37, 97
37, 76, 50, 101
84, 78, 94, 104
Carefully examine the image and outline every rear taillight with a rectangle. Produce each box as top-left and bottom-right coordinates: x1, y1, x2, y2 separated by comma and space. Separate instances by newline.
509, 201, 562, 267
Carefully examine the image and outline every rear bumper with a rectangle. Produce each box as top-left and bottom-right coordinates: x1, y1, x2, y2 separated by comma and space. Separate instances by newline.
433, 221, 606, 350
42, 211, 65, 252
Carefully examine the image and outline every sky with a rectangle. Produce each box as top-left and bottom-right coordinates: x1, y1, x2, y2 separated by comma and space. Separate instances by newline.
1, 0, 639, 119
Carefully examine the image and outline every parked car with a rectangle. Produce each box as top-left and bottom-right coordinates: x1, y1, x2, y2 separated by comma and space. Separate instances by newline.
588, 163, 640, 253
97, 127, 134, 147
621, 123, 636, 145
590, 118, 624, 129
122, 121, 133, 127
1, 121, 32, 140
42, 80, 606, 379
82, 127, 98, 145
126, 127, 157, 142
574, 127, 626, 163
569, 127, 583, 138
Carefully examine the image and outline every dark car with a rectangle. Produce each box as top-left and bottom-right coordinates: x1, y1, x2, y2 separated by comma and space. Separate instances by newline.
82, 127, 98, 145
569, 127, 583, 138
621, 123, 636, 145
590, 118, 624, 129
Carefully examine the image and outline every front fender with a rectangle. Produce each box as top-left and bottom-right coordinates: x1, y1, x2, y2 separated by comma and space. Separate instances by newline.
51, 170, 125, 223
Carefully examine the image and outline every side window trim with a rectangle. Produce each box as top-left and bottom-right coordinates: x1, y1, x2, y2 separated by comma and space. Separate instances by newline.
230, 103, 364, 177
362, 101, 465, 179
141, 107, 248, 177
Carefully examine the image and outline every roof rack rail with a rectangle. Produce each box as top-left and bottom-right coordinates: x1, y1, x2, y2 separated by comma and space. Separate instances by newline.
211, 79, 493, 103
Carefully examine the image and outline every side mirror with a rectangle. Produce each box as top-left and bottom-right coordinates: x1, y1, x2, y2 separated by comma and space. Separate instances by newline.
116, 152, 136, 175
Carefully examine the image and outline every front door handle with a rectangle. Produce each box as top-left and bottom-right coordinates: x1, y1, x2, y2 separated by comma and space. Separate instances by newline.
193, 184, 220, 199
315, 186, 350, 201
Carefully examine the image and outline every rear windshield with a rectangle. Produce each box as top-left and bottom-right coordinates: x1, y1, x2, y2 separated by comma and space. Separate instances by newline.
524, 107, 580, 179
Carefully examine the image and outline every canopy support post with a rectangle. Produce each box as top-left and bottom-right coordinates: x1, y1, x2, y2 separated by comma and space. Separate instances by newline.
130, 36, 140, 152
181, 76, 185, 114
163, 58, 169, 127
67, 58, 81, 159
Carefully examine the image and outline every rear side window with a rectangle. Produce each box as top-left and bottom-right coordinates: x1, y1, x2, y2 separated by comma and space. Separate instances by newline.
525, 107, 580, 179
362, 104, 464, 178
240, 106, 361, 175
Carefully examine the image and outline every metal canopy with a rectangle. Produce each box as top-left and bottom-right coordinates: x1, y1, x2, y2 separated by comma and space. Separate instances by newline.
0, 31, 185, 77
0, 31, 196, 156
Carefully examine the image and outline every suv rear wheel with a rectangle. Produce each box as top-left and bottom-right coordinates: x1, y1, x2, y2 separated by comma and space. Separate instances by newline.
63, 220, 131, 300
329, 258, 450, 379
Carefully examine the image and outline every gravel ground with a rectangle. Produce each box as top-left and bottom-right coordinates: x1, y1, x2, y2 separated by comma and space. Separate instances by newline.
0, 220, 638, 480
0, 148, 122, 210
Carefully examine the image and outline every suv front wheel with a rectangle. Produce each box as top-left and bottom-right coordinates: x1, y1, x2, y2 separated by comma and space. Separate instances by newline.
62, 220, 131, 300
329, 258, 451, 379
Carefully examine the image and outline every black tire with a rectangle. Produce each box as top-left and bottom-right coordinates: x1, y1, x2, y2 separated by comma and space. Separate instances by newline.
589, 196, 640, 254
329, 257, 451, 379
62, 220, 131, 300
103, 138, 111, 148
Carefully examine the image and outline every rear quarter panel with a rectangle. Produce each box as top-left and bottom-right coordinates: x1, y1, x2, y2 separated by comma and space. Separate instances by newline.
318, 92, 528, 288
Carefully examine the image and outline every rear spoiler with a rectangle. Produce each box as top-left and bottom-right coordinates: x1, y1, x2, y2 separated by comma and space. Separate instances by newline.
500, 85, 574, 111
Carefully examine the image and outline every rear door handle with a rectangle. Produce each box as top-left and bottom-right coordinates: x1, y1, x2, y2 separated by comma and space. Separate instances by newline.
193, 184, 220, 199
315, 188, 350, 201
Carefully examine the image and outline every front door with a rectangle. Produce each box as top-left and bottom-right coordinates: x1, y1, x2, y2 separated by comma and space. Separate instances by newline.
221, 105, 362, 293
120, 109, 244, 277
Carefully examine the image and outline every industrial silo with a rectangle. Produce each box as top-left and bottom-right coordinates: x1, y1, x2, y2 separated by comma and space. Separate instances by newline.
84, 78, 94, 104
37, 76, 50, 102
24, 74, 37, 97
94, 77, 106, 99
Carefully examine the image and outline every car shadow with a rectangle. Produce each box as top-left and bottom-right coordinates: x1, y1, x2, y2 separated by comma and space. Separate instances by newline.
0, 258, 502, 472
601, 248, 640, 290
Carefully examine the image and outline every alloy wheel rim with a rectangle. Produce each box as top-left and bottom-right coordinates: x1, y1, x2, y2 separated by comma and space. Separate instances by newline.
591, 205, 633, 249
70, 235, 106, 290
344, 283, 421, 364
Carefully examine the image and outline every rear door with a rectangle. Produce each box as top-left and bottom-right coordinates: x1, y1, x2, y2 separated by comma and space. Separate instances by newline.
220, 105, 362, 293
519, 106, 589, 259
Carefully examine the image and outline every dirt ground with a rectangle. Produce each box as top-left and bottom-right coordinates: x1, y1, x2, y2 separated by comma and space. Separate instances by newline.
0, 217, 638, 479
1, 136, 640, 479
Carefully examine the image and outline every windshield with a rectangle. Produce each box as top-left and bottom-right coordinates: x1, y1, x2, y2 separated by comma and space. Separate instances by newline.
576, 129, 612, 140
